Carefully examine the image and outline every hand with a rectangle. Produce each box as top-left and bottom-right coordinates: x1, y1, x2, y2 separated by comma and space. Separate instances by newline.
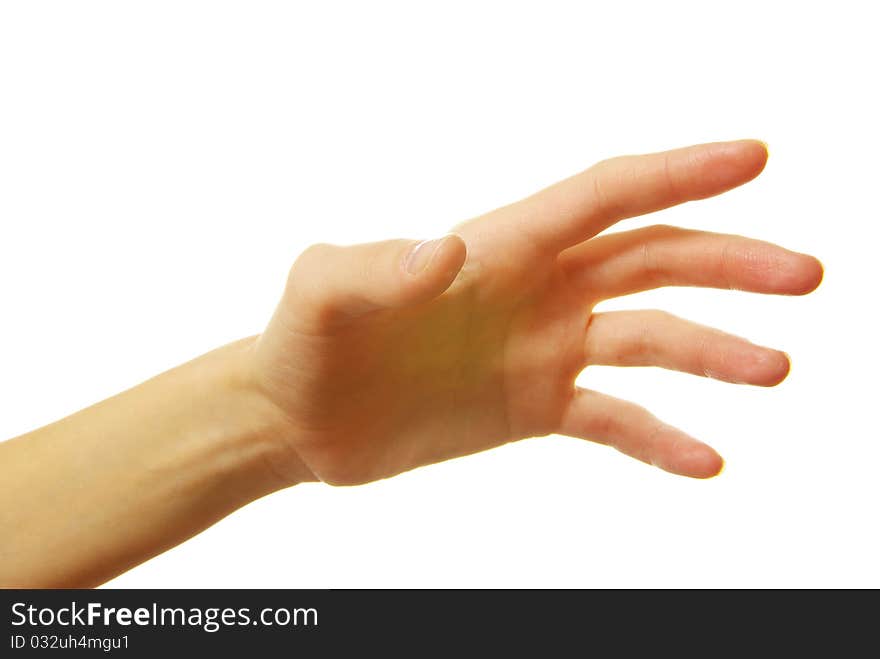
251, 140, 822, 485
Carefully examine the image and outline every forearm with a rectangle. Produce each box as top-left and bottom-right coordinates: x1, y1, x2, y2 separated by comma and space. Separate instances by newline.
0, 337, 309, 588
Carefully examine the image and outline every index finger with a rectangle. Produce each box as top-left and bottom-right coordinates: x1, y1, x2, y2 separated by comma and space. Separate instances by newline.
508, 139, 769, 253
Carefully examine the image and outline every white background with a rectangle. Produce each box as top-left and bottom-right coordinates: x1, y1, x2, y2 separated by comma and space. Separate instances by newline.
0, 1, 876, 587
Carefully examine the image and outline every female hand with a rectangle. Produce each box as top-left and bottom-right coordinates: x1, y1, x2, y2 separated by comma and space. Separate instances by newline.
252, 140, 823, 485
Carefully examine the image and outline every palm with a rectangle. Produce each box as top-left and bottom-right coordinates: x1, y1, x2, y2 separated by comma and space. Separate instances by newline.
256, 140, 822, 484
267, 242, 584, 484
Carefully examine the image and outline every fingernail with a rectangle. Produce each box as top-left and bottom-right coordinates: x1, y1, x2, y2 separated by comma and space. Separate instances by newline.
405, 236, 446, 274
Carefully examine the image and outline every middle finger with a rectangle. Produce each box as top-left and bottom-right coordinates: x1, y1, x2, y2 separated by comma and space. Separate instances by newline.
560, 224, 823, 301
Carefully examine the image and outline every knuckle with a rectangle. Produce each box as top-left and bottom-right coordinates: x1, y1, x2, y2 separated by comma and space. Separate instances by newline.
285, 243, 339, 317
719, 239, 738, 290
295, 242, 335, 269
588, 158, 618, 216
639, 237, 671, 286
662, 151, 682, 200
693, 330, 715, 378
288, 243, 335, 286
361, 242, 388, 280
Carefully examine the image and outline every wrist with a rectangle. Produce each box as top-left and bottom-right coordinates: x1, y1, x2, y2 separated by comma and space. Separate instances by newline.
213, 336, 319, 491
225, 336, 318, 491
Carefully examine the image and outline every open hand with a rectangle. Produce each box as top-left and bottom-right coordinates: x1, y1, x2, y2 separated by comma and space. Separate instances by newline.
252, 140, 822, 485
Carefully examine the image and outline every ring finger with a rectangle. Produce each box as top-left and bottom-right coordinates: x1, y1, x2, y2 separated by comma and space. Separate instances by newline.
584, 309, 791, 386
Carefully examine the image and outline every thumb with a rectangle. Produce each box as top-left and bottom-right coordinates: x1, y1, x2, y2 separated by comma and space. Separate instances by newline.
286, 234, 467, 327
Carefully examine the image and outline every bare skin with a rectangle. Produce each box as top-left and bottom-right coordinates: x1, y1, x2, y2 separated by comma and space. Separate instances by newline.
0, 140, 823, 587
